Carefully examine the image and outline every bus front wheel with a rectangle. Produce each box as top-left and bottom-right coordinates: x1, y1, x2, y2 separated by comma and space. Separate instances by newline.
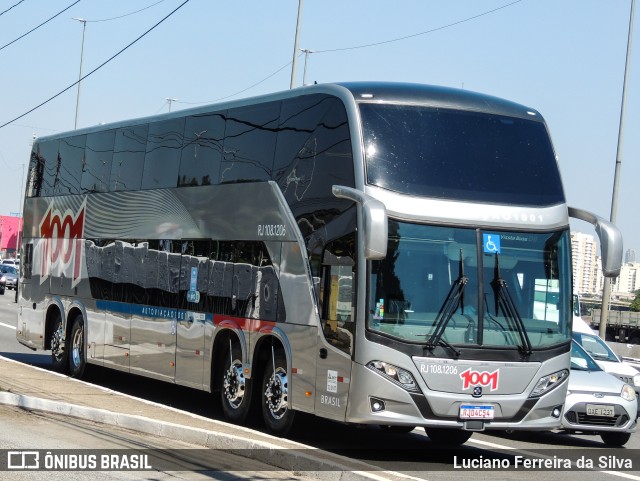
262, 350, 295, 435
425, 427, 473, 445
68, 315, 86, 379
220, 341, 252, 424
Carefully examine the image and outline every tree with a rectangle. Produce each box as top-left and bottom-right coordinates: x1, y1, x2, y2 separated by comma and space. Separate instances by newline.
630, 290, 640, 312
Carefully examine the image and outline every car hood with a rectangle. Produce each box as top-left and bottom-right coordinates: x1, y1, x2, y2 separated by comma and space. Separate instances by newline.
596, 360, 639, 376
569, 369, 625, 394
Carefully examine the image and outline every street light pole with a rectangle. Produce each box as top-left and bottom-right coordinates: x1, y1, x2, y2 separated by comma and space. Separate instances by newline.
289, 0, 304, 89
73, 17, 87, 130
599, 0, 635, 340
164, 98, 178, 112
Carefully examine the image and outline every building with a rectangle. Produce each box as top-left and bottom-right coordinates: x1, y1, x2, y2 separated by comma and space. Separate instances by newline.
625, 249, 636, 264
571, 232, 598, 294
612, 262, 640, 295
0, 215, 23, 258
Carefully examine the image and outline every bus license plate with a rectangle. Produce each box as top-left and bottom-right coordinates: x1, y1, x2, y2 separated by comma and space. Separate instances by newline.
586, 404, 614, 417
460, 405, 494, 419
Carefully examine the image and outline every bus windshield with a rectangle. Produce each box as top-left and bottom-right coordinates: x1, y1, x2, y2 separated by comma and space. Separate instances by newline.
360, 103, 564, 206
368, 222, 572, 350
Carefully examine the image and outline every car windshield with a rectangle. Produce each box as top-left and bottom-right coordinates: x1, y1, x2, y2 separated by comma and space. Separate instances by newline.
368, 221, 572, 351
0, 266, 16, 274
572, 332, 620, 363
571, 340, 602, 371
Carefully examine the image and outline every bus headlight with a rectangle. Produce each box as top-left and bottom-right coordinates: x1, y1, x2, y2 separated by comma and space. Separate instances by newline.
366, 361, 419, 393
633, 373, 640, 388
621, 384, 636, 402
529, 369, 569, 398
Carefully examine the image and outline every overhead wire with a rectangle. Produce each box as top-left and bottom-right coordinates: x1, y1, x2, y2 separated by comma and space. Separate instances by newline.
314, 0, 523, 53
0, 0, 191, 130
176, 0, 524, 106
0, 0, 82, 53
0, 0, 27, 18
84, 0, 167, 23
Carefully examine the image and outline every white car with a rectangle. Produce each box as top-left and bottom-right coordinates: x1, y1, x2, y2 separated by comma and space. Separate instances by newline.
562, 340, 637, 446
573, 317, 640, 415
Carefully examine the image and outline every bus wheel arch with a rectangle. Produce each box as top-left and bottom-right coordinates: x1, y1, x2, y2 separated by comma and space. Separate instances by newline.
216, 330, 253, 424
257, 336, 296, 435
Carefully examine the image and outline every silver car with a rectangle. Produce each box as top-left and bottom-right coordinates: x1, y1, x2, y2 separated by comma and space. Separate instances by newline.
0, 265, 17, 290
561, 340, 637, 446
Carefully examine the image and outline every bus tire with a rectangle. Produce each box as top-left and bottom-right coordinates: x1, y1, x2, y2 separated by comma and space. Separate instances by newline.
50, 312, 68, 374
68, 315, 86, 379
262, 350, 295, 435
424, 427, 473, 445
220, 341, 252, 424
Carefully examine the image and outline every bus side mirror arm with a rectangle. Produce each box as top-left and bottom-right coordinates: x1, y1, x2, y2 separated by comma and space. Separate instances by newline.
568, 206, 623, 278
332, 185, 388, 260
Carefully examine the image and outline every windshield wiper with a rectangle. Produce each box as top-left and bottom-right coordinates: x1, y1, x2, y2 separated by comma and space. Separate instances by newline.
489, 255, 532, 356
426, 250, 465, 357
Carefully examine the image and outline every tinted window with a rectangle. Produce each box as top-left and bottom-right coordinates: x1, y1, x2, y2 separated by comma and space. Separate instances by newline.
274, 95, 354, 240
142, 118, 185, 189
219, 102, 280, 184
83, 130, 114, 193
360, 104, 565, 206
111, 125, 148, 191
179, 112, 225, 186
27, 141, 58, 197
56, 135, 85, 195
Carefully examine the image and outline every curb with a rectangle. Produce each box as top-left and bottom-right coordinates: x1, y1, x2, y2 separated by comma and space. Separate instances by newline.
0, 391, 398, 481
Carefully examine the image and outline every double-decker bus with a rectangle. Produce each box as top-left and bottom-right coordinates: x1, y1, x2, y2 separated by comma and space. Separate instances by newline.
16, 82, 622, 444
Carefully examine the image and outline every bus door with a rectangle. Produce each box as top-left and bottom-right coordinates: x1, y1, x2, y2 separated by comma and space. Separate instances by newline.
176, 240, 211, 389
315, 241, 355, 421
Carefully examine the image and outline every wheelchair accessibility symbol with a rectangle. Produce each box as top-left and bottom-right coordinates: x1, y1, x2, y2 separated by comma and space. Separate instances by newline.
483, 234, 501, 254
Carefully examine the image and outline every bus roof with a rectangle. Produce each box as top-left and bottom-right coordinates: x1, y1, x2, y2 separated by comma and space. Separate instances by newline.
34, 81, 543, 144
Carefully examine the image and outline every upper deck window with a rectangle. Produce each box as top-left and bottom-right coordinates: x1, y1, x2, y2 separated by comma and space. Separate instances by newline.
360, 104, 564, 206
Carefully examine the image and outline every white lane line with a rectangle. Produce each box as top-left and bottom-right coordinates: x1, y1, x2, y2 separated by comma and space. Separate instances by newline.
0, 321, 15, 330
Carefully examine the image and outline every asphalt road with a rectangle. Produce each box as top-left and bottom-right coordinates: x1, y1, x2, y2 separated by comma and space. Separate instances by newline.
0, 296, 638, 480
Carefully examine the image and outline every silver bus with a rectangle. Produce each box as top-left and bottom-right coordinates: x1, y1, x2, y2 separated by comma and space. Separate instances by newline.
16, 82, 622, 444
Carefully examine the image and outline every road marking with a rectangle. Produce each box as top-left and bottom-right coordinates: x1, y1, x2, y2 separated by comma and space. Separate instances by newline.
0, 321, 15, 330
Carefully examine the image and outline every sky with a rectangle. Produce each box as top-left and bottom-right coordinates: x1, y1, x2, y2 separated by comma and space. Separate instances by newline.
0, 0, 637, 260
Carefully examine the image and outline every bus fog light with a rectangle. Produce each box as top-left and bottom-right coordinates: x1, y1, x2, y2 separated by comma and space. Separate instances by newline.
552, 405, 562, 418
529, 369, 569, 398
366, 361, 419, 393
370, 397, 386, 412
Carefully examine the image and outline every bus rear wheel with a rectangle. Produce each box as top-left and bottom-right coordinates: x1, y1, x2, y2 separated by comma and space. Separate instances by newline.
220, 341, 252, 424
424, 427, 473, 445
68, 315, 86, 379
262, 350, 295, 435
50, 312, 68, 374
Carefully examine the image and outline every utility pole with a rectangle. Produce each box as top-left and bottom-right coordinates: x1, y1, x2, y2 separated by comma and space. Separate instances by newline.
164, 98, 178, 112
600, 0, 635, 340
72, 18, 87, 129
289, 0, 304, 89
301, 48, 314, 85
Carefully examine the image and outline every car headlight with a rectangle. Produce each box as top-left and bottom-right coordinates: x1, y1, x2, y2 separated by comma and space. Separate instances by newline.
366, 360, 419, 393
0, 275, 6, 283
633, 373, 640, 388
621, 384, 636, 402
529, 369, 569, 398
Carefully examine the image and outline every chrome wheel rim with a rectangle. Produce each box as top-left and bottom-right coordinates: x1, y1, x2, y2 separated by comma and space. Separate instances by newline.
71, 327, 83, 369
265, 367, 288, 419
223, 360, 246, 409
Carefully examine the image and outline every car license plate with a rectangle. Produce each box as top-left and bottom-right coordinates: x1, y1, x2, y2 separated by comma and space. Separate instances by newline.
460, 405, 494, 419
586, 404, 614, 417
